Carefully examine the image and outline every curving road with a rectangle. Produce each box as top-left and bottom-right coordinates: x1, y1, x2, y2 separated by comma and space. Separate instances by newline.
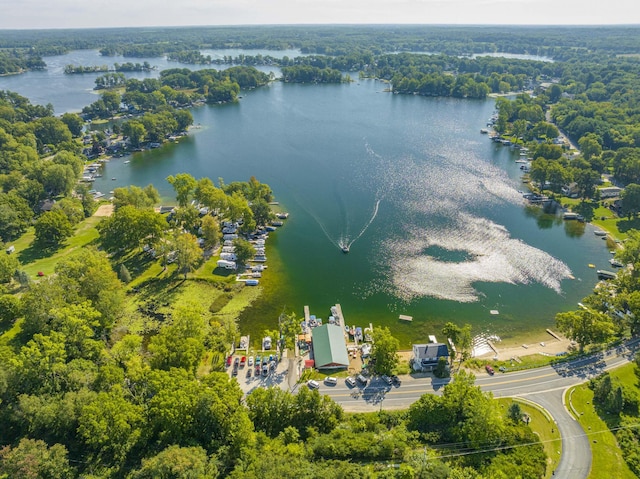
315, 339, 640, 479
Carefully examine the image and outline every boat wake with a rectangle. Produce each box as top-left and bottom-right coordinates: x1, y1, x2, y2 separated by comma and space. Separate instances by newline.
337, 197, 382, 252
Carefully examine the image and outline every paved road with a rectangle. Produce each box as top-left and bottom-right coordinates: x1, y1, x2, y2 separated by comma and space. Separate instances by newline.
316, 339, 640, 479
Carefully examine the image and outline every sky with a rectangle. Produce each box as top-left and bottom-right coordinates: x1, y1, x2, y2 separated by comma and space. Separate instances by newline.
1, 0, 639, 30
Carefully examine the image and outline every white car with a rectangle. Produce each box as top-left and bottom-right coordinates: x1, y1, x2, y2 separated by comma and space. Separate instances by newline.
324, 376, 338, 385
248, 356, 254, 366
345, 377, 357, 387
307, 380, 320, 389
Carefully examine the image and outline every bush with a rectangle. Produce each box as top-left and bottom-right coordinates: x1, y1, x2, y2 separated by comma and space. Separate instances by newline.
209, 293, 233, 313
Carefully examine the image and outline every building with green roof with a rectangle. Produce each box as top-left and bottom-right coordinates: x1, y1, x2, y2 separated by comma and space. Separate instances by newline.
311, 323, 349, 369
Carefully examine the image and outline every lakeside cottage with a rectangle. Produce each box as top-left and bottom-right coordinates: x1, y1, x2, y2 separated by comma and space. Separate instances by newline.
412, 343, 450, 372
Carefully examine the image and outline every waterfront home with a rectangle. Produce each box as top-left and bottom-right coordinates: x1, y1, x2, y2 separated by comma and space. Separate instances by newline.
411, 343, 450, 372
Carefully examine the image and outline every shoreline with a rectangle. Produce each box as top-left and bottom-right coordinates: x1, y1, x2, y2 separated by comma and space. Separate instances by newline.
474, 329, 572, 360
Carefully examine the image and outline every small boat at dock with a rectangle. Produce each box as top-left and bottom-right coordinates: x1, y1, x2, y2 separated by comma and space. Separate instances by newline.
597, 270, 616, 280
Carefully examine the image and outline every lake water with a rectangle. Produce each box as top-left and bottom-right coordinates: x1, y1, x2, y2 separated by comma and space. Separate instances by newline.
0, 50, 612, 346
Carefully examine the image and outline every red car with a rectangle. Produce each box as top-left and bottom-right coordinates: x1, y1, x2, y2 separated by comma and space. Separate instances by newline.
240, 356, 246, 367
485, 365, 495, 375
226, 355, 233, 367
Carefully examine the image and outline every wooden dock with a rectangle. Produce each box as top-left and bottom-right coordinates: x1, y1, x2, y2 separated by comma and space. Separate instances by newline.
546, 329, 562, 341
304, 305, 310, 323
399, 314, 413, 322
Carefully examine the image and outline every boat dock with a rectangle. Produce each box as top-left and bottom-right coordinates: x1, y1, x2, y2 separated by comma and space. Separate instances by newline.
304, 305, 310, 323
546, 329, 562, 341
399, 314, 413, 322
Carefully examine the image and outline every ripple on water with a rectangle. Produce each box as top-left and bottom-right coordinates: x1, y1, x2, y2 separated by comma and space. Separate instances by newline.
370, 149, 572, 303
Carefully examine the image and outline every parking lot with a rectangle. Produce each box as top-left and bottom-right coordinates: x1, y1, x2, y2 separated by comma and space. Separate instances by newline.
226, 353, 292, 395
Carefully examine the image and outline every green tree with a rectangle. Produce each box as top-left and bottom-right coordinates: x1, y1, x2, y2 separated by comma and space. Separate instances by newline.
579, 133, 603, 161
201, 214, 220, 249
123, 120, 146, 147
12, 331, 68, 394
232, 238, 255, 267
174, 232, 202, 279
78, 385, 145, 464
574, 168, 600, 200
55, 248, 125, 331
52, 197, 84, 226
34, 209, 73, 247
119, 264, 132, 283
371, 326, 399, 375
60, 112, 84, 137
441, 371, 504, 448
98, 205, 166, 253
279, 311, 300, 351
507, 402, 523, 423
53, 150, 84, 177
112, 184, 159, 210
130, 445, 216, 479
250, 198, 274, 226
148, 303, 207, 373
174, 109, 194, 132
0, 294, 21, 327
0, 251, 19, 283
556, 308, 615, 352
195, 177, 227, 214
622, 183, 640, 218
40, 163, 77, 196
31, 116, 72, 151
167, 173, 197, 207
0, 438, 75, 479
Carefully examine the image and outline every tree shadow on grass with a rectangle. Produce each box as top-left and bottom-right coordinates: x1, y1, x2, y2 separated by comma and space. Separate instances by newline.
617, 217, 640, 234
17, 241, 64, 264
115, 250, 155, 279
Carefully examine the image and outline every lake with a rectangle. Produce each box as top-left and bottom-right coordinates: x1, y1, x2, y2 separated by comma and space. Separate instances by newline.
0, 50, 612, 347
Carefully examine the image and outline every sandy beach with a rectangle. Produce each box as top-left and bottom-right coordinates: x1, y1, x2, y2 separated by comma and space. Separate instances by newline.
475, 331, 573, 361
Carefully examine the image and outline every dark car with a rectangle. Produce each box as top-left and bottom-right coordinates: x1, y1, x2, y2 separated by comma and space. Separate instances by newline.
246, 367, 252, 378
391, 375, 401, 386
485, 365, 495, 375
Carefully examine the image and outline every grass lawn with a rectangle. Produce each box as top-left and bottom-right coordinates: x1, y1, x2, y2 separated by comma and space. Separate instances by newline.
13, 216, 102, 278
567, 381, 636, 479
496, 398, 562, 478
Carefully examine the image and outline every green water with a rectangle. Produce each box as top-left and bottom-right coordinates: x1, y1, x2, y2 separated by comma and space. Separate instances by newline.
89, 80, 611, 345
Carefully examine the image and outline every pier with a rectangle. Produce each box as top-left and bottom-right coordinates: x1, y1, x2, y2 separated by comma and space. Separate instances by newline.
399, 314, 413, 322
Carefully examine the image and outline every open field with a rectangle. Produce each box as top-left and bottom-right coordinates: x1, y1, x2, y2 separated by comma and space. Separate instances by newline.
567, 375, 637, 479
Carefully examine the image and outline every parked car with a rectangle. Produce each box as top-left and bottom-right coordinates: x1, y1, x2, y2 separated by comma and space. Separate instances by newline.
324, 376, 338, 385
240, 356, 246, 367
248, 356, 254, 366
345, 377, 357, 387
357, 374, 368, 385
391, 375, 401, 386
381, 375, 393, 385
485, 365, 495, 375
262, 363, 269, 376
307, 380, 320, 389
226, 355, 233, 367
246, 368, 252, 378
499, 366, 507, 373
